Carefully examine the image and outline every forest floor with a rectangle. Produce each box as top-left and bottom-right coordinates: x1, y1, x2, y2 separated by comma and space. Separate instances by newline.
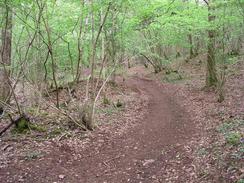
0, 55, 243, 183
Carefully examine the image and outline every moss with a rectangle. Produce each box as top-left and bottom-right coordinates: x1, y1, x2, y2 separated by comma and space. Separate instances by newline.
14, 117, 30, 133
11, 128, 28, 135
29, 124, 47, 132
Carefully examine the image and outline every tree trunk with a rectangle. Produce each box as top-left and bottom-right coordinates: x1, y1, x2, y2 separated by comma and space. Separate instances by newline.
0, 2, 12, 109
188, 34, 194, 59
206, 1, 218, 88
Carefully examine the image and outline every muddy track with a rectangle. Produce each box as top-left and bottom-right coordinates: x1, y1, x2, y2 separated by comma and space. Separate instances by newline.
0, 77, 195, 183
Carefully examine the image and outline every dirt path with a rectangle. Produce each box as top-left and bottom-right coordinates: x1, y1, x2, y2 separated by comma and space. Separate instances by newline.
0, 76, 195, 183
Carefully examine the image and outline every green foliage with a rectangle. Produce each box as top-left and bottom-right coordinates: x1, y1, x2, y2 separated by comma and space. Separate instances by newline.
217, 119, 244, 134
1, 0, 243, 93
237, 179, 244, 183
217, 119, 244, 146
225, 132, 241, 145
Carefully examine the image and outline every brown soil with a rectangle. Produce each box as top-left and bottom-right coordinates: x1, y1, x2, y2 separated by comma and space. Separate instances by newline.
0, 75, 195, 183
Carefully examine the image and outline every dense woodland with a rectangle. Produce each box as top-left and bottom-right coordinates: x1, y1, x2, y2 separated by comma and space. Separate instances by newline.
0, 0, 244, 182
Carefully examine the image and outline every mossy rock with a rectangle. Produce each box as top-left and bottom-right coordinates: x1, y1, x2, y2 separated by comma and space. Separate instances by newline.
14, 116, 30, 133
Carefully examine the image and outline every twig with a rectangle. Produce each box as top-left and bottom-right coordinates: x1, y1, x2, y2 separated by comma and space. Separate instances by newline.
58, 132, 70, 142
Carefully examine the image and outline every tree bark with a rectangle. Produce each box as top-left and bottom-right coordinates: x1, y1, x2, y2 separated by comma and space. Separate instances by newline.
0, 2, 12, 109
188, 34, 194, 59
206, 0, 218, 88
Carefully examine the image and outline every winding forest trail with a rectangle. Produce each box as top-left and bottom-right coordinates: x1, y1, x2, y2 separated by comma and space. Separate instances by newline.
1, 76, 195, 183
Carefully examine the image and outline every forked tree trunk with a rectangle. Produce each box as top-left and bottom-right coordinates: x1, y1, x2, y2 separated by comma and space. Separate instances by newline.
0, 3, 12, 109
206, 0, 218, 88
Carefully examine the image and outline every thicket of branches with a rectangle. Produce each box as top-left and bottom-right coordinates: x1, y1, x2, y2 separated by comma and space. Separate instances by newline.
0, 0, 243, 131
